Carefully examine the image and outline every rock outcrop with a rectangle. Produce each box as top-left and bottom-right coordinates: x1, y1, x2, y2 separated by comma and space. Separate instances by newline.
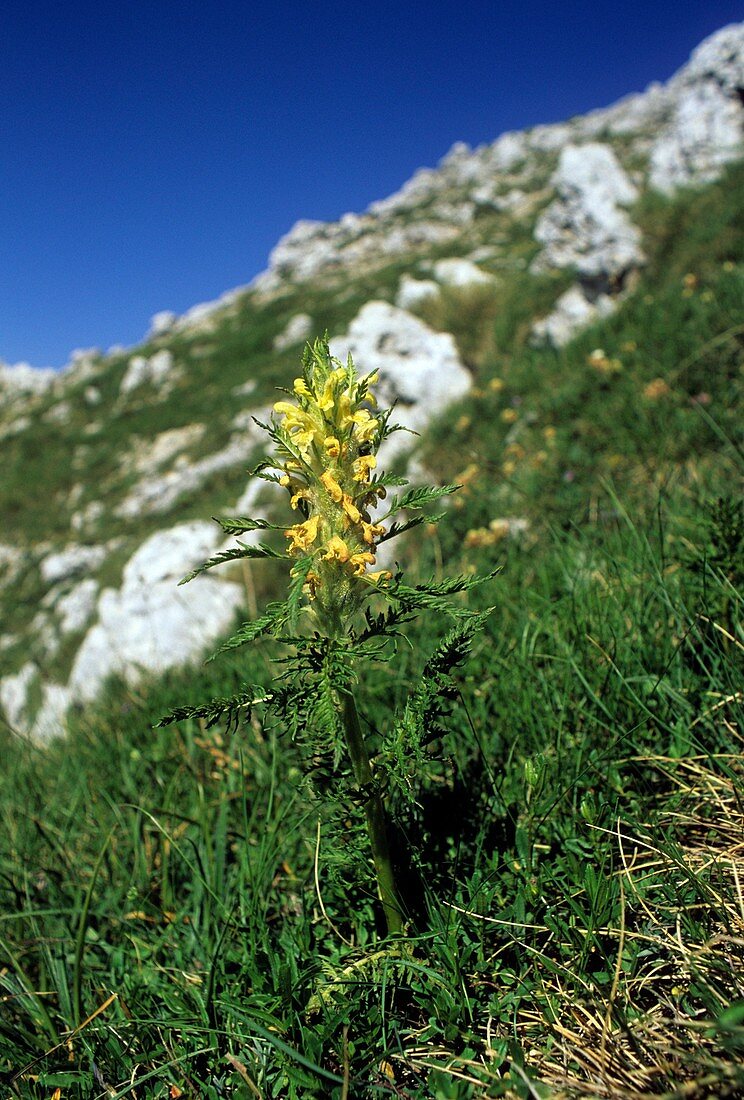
330, 302, 472, 457
649, 24, 744, 193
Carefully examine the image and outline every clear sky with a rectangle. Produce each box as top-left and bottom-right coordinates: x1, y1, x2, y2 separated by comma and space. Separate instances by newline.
2, 0, 741, 369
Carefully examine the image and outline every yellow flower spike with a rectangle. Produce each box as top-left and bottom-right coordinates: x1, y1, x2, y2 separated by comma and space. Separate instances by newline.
352, 454, 377, 482
285, 514, 320, 553
341, 494, 361, 524
324, 436, 341, 457
320, 470, 344, 503
323, 535, 350, 562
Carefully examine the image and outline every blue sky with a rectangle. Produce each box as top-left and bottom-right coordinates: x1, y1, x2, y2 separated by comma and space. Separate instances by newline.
2, 0, 741, 369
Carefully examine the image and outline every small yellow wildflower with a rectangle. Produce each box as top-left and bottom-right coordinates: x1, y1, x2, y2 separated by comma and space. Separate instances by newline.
365, 569, 392, 585
361, 521, 386, 545
323, 536, 350, 563
352, 454, 376, 482
488, 377, 504, 392
293, 377, 313, 400
320, 470, 343, 503
341, 494, 361, 524
285, 515, 320, 553
349, 552, 376, 576
643, 378, 671, 400
324, 436, 341, 457
501, 408, 518, 424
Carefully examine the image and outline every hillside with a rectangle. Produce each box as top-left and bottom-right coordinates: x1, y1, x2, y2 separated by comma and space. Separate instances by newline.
1, 22, 743, 741
0, 23, 743, 1100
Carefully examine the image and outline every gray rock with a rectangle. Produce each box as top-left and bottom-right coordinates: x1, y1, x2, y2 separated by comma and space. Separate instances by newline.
395, 276, 441, 309
120, 349, 175, 395
40, 544, 108, 585
0, 662, 37, 732
273, 313, 313, 351
432, 258, 496, 288
532, 143, 644, 283
330, 302, 471, 458
149, 310, 177, 338
57, 578, 99, 635
649, 25, 744, 193
531, 284, 617, 347
0, 361, 57, 398
68, 522, 243, 704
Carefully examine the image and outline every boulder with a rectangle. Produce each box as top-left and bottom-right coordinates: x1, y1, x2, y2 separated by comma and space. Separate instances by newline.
40, 544, 108, 585
0, 662, 37, 732
531, 143, 644, 284
330, 302, 471, 457
531, 284, 617, 347
273, 313, 313, 351
649, 25, 744, 193
120, 349, 175, 395
395, 276, 441, 309
68, 522, 244, 704
432, 258, 496, 288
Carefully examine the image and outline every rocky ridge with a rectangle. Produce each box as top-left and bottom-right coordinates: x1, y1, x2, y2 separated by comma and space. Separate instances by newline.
1, 23, 743, 740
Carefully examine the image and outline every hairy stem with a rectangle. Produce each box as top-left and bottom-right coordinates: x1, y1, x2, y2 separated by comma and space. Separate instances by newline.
341, 691, 403, 935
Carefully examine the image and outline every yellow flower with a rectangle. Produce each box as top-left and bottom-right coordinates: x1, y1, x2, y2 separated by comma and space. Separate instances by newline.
293, 377, 313, 400
365, 569, 392, 585
324, 436, 341, 457
361, 521, 386, 545
323, 536, 350, 562
501, 408, 518, 424
352, 454, 376, 482
341, 494, 361, 524
349, 551, 376, 576
285, 514, 320, 553
320, 470, 343, 503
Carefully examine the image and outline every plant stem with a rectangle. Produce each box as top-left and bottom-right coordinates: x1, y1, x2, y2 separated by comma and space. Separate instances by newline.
341, 690, 403, 935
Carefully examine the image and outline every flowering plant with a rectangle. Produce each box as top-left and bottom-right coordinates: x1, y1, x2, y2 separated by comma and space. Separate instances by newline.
160, 337, 493, 935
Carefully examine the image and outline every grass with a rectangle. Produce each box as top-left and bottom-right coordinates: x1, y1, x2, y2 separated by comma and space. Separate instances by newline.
0, 166, 743, 1096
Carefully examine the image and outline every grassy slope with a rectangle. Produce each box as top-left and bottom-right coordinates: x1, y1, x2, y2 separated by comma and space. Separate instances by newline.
0, 166, 743, 1097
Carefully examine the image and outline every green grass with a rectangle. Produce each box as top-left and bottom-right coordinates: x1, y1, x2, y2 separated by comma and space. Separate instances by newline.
0, 166, 743, 1097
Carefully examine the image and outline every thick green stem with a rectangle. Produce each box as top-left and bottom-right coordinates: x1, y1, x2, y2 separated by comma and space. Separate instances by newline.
341, 691, 403, 935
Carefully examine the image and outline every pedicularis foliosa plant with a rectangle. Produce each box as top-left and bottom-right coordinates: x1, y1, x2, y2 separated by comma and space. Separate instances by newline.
159, 337, 494, 935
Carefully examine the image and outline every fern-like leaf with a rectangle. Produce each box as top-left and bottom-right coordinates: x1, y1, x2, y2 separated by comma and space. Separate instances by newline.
179, 542, 285, 585
157, 687, 269, 731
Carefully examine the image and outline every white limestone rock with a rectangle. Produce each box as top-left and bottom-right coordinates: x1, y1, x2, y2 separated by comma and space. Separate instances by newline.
0, 662, 37, 731
432, 258, 496, 288
330, 302, 471, 458
273, 313, 313, 351
32, 684, 71, 742
531, 285, 617, 347
0, 361, 57, 399
68, 523, 243, 704
120, 349, 175, 395
149, 310, 177, 338
57, 578, 100, 635
40, 544, 108, 585
0, 543, 24, 589
115, 417, 266, 519
395, 276, 441, 310
531, 143, 644, 281
649, 25, 744, 193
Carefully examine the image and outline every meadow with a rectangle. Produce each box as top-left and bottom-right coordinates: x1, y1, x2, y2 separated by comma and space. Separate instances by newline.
1, 166, 743, 1098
